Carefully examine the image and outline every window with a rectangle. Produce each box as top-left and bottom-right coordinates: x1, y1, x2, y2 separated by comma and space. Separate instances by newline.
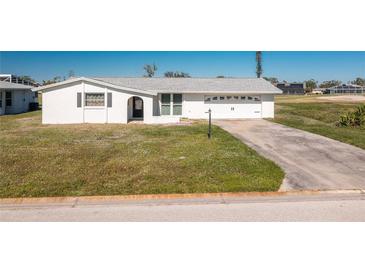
85, 93, 105, 106
226, 96, 232, 100
6, 91, 12, 106
161, 94, 183, 115
173, 94, 182, 115
248, 96, 253, 101
220, 96, 225, 100
161, 94, 171, 115
204, 97, 211, 102
212, 96, 218, 101
241, 96, 246, 100
234, 96, 239, 100
0, 92, 2, 107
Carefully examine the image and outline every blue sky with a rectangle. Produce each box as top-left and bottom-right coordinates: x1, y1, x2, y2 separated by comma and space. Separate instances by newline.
0, 51, 364, 83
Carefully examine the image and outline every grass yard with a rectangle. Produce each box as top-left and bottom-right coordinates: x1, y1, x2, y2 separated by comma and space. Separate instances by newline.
273, 95, 365, 150
0, 111, 284, 198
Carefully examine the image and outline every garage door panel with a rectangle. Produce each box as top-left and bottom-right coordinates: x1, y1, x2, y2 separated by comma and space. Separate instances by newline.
204, 95, 262, 118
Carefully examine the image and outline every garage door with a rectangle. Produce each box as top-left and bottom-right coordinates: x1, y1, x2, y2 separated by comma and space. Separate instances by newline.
204, 95, 262, 119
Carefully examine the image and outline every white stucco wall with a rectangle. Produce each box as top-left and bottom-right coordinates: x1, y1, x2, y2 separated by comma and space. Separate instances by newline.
0, 89, 36, 115
261, 94, 275, 118
42, 81, 154, 124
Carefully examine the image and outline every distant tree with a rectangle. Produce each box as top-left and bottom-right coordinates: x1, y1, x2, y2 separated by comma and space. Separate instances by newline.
68, 70, 75, 79
263, 77, 279, 85
216, 75, 225, 78
143, 63, 158, 77
42, 76, 62, 85
256, 51, 263, 78
351, 77, 365, 86
164, 71, 190, 78
319, 80, 341, 89
304, 79, 318, 93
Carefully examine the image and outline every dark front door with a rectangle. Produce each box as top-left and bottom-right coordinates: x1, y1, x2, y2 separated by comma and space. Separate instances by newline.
133, 97, 143, 118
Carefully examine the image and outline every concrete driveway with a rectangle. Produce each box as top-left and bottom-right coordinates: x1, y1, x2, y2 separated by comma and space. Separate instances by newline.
214, 120, 365, 191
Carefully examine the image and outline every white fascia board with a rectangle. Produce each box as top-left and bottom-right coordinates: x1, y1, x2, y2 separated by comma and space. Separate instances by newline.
33, 77, 157, 96
155, 90, 283, 94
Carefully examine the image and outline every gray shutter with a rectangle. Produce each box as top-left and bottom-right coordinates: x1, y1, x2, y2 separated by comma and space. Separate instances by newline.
107, 93, 112, 108
77, 92, 82, 107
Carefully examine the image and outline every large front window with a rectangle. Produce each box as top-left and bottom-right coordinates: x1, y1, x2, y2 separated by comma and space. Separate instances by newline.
85, 93, 105, 106
161, 94, 171, 115
173, 94, 182, 115
161, 94, 182, 115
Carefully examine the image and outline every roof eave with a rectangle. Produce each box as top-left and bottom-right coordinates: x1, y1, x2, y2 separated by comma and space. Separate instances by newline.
32, 77, 157, 96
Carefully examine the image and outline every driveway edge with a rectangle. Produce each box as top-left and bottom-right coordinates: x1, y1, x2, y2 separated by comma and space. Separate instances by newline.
0, 189, 364, 205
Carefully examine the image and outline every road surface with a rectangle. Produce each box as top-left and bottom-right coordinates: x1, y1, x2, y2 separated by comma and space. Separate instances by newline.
1, 192, 365, 221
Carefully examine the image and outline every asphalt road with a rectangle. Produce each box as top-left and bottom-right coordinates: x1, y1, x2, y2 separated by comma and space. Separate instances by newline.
214, 119, 365, 191
1, 192, 365, 221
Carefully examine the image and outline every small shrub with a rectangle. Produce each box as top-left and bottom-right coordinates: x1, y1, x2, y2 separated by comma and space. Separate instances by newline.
337, 104, 365, 127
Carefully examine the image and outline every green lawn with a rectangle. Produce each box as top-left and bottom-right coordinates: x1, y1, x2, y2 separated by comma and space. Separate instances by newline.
272, 95, 365, 150
0, 111, 284, 198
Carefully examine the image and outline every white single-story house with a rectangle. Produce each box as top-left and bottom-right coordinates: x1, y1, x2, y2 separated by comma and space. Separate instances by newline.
0, 81, 38, 115
35, 77, 282, 124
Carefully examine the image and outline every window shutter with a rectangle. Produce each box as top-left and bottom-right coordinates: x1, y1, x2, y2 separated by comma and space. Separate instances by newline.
77, 92, 82, 107
107, 93, 112, 108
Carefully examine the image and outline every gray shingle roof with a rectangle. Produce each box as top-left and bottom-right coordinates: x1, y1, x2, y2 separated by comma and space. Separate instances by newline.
93, 77, 282, 94
0, 81, 33, 90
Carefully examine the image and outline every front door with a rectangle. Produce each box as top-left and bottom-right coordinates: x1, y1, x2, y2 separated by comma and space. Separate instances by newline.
133, 97, 143, 118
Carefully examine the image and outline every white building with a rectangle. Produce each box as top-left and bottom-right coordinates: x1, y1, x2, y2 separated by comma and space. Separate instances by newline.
325, 84, 365, 94
0, 81, 38, 115
35, 77, 282, 124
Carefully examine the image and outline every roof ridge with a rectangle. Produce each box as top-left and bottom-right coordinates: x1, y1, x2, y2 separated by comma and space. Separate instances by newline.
93, 76, 263, 80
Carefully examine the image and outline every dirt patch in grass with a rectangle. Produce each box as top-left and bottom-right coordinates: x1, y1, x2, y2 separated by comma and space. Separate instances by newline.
319, 95, 365, 102
0, 111, 284, 198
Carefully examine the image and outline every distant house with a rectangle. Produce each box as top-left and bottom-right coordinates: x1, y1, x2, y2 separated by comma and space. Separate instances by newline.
35, 77, 282, 124
0, 74, 39, 87
276, 83, 306, 95
312, 88, 325, 94
324, 84, 365, 94
0, 81, 38, 115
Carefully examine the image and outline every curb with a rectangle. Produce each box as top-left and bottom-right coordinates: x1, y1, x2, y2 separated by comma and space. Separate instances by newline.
0, 189, 363, 205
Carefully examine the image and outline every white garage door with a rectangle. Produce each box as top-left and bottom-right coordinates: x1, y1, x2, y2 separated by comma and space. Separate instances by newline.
204, 95, 262, 119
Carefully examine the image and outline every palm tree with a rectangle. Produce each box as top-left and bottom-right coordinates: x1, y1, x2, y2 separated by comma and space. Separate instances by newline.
143, 63, 158, 77
256, 51, 263, 78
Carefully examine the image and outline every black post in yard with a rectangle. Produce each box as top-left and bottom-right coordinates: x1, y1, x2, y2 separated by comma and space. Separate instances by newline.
207, 108, 212, 139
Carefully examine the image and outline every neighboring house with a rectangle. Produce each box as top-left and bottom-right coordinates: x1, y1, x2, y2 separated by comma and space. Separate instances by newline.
35, 77, 282, 124
276, 83, 306, 95
0, 74, 39, 87
324, 84, 365, 94
0, 81, 38, 115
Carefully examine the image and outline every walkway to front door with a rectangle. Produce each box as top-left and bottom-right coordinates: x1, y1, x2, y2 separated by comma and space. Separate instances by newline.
214, 119, 365, 191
